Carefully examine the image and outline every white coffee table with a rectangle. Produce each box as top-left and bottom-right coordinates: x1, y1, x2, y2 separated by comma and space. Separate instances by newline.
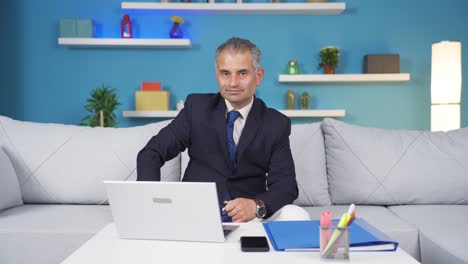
62, 223, 420, 264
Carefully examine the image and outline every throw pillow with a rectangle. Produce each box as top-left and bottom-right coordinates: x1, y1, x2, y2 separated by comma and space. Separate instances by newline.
0, 115, 180, 204
322, 118, 468, 205
290, 123, 331, 206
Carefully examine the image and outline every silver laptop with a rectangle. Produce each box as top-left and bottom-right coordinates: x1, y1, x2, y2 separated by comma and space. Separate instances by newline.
104, 181, 238, 243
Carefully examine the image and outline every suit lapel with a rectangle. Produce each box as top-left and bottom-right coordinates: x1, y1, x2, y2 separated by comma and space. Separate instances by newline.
213, 96, 230, 170
236, 98, 262, 161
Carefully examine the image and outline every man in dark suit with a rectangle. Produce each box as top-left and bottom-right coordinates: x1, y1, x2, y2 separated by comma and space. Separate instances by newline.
137, 37, 308, 222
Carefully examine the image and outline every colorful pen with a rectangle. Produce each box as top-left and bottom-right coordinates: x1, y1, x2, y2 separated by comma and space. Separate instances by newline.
346, 204, 355, 219
346, 204, 356, 226
348, 210, 356, 226
320, 211, 332, 250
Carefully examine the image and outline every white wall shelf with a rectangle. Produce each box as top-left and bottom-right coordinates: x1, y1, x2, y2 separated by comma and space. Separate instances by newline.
123, 109, 345, 118
278, 73, 411, 83
280, 109, 345, 117
58, 38, 191, 48
123, 111, 180, 118
121, 2, 346, 15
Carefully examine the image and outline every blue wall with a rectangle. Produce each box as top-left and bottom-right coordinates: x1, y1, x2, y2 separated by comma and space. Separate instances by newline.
1, 0, 467, 129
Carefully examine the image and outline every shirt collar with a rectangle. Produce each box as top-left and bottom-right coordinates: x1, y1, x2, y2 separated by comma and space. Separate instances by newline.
225, 97, 254, 120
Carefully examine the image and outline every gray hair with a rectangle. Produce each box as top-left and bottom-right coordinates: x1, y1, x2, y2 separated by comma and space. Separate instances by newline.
215, 37, 262, 70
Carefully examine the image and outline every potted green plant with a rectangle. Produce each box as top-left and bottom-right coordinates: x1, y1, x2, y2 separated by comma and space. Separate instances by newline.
318, 46, 340, 74
81, 84, 121, 127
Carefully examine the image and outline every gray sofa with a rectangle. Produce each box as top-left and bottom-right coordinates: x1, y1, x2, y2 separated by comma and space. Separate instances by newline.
1, 115, 467, 264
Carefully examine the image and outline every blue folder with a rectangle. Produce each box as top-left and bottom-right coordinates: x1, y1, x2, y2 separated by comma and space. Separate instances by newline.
263, 218, 398, 252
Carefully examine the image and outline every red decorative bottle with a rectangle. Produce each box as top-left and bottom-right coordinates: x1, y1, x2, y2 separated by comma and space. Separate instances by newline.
121, 14, 133, 38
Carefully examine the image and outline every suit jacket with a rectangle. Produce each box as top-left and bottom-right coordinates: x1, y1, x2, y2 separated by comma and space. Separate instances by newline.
137, 93, 298, 217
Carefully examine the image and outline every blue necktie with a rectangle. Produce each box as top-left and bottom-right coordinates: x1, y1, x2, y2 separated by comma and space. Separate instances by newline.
221, 110, 240, 222
226, 110, 240, 172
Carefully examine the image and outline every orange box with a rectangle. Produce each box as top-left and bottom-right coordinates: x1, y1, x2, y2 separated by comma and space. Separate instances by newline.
141, 82, 161, 91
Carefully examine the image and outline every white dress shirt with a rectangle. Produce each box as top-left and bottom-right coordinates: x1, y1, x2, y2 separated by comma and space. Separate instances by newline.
225, 98, 254, 145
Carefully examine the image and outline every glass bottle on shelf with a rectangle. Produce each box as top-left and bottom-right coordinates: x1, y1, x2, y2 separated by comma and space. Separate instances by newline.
286, 60, 299, 74
121, 14, 133, 38
169, 16, 185, 39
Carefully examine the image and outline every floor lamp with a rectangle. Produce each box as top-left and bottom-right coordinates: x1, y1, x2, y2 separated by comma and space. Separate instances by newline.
431, 41, 462, 131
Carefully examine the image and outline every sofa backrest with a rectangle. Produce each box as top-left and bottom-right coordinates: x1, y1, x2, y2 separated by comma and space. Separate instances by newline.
0, 116, 180, 204
0, 146, 23, 211
7, 114, 464, 207
322, 118, 468, 205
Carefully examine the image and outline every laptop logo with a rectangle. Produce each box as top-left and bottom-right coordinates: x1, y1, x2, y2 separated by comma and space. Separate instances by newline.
152, 197, 172, 204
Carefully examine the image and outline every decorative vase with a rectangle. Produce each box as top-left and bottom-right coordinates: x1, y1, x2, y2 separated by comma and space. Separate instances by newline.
286, 60, 299, 74
323, 64, 335, 74
176, 100, 185, 110
169, 23, 183, 39
121, 14, 133, 38
286, 90, 296, 110
300, 92, 310, 109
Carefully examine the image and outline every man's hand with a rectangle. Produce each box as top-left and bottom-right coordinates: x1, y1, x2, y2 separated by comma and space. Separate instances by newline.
224, 198, 256, 222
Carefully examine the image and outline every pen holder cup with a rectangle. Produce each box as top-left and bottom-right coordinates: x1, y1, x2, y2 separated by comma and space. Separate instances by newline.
320, 225, 350, 261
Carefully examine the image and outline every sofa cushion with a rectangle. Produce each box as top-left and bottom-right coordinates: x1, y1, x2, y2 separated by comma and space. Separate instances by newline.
0, 147, 23, 211
0, 116, 181, 204
290, 123, 331, 206
0, 204, 112, 234
0, 204, 112, 264
389, 205, 468, 264
303, 205, 420, 261
322, 118, 468, 205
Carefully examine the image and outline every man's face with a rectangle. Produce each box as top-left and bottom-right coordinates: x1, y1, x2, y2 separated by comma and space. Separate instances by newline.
215, 50, 264, 109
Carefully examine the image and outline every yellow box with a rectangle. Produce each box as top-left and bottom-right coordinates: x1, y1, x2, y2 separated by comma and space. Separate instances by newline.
135, 91, 169, 111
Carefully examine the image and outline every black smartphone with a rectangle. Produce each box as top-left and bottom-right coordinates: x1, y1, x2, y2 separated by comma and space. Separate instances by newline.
240, 236, 270, 252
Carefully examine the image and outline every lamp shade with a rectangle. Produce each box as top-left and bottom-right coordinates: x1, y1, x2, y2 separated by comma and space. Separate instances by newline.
431, 41, 462, 104
431, 105, 460, 132
431, 41, 462, 131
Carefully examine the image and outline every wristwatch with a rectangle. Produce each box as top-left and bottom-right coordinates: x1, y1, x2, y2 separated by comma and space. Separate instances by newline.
254, 199, 267, 219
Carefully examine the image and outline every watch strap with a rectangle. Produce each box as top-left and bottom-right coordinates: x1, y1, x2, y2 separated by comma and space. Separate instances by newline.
254, 199, 267, 219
